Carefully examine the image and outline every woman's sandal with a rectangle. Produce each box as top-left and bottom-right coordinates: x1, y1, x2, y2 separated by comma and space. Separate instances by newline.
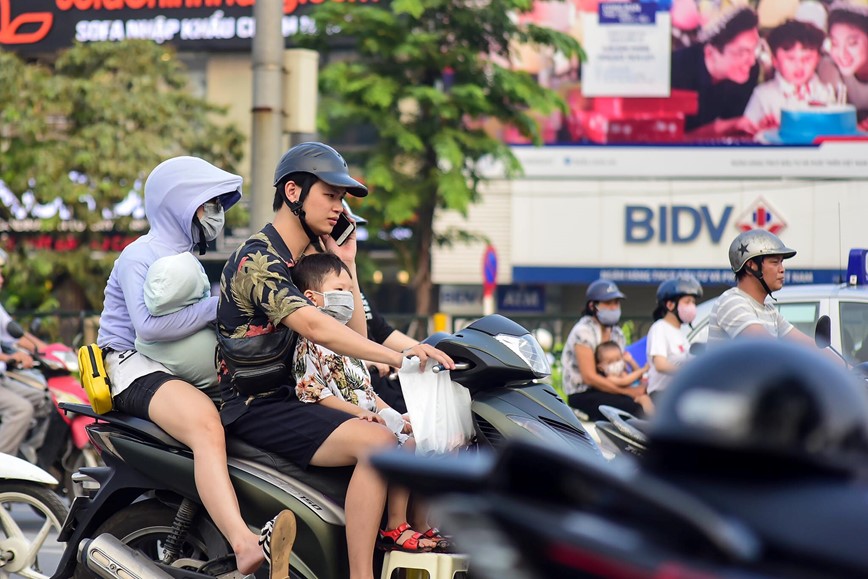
377, 523, 435, 553
421, 527, 452, 552
259, 510, 297, 579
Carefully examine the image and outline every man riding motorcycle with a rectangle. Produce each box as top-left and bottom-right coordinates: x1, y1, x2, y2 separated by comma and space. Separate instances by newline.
708, 230, 816, 346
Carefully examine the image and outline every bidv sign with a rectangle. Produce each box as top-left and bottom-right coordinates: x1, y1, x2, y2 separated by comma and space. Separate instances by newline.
625, 205, 733, 244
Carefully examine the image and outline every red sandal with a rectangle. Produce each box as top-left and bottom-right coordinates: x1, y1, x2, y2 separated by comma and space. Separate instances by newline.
421, 527, 452, 552
377, 523, 435, 553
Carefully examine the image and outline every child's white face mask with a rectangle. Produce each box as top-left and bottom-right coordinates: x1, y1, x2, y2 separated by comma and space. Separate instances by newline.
314, 290, 354, 324
603, 360, 625, 376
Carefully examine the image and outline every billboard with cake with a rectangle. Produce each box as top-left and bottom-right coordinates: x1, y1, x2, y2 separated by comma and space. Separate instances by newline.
498, 0, 868, 177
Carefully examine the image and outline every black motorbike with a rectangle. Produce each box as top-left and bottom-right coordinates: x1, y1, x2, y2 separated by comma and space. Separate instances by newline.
51, 314, 600, 579
367, 320, 868, 579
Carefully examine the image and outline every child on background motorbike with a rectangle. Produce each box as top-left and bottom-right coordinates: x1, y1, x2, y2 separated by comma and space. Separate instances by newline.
291, 252, 448, 553
646, 275, 703, 400
595, 341, 653, 415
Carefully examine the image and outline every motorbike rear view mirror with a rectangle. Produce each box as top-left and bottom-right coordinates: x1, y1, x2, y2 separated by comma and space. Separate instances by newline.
814, 315, 831, 349
815, 315, 849, 366
6, 320, 24, 340
689, 342, 706, 356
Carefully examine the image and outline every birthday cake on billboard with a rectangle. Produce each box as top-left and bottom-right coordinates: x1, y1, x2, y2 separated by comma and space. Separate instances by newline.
776, 104, 859, 144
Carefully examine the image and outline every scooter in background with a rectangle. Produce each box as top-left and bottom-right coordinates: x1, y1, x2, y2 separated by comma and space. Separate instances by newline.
0, 452, 69, 579
3, 322, 98, 497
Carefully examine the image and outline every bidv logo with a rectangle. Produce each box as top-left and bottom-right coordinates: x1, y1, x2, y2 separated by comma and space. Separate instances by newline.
625, 197, 788, 244
734, 197, 787, 235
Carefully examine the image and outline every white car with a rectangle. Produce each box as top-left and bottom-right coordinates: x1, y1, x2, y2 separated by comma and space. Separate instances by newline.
687, 283, 868, 362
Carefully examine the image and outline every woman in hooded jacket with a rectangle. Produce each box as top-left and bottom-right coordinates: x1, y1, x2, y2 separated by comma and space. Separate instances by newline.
97, 157, 291, 577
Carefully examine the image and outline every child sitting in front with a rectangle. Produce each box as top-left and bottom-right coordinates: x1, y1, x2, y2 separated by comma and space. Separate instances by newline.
595, 341, 654, 415
291, 252, 448, 553
744, 19, 833, 131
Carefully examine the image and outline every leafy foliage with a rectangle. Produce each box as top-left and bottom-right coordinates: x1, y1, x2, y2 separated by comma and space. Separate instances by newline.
0, 41, 245, 313
303, 0, 582, 313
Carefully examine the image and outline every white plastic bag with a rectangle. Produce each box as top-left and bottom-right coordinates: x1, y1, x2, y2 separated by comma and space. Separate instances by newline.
398, 358, 473, 455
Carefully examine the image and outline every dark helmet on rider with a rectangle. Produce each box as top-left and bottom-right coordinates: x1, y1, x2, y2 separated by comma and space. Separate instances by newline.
654, 275, 703, 323
586, 279, 626, 303
273, 142, 367, 197
272, 142, 368, 246
647, 340, 868, 477
656, 275, 703, 304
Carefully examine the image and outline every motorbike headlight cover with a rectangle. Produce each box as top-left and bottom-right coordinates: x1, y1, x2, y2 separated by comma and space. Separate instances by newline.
495, 333, 551, 377
52, 350, 79, 373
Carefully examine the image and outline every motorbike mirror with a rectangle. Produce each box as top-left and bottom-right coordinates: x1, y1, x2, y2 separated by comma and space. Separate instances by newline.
814, 315, 850, 366
689, 342, 706, 356
814, 315, 831, 349
29, 318, 42, 335
6, 320, 24, 339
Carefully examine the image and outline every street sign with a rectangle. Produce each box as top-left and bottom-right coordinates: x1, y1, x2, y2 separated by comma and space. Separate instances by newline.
482, 245, 498, 297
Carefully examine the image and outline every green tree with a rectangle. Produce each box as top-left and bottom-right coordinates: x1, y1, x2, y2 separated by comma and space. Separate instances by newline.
0, 41, 245, 315
305, 0, 582, 314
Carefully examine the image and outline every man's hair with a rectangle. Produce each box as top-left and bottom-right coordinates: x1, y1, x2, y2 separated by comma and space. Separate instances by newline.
292, 252, 352, 293
768, 20, 825, 54
705, 7, 759, 51
273, 172, 318, 212
829, 5, 868, 35
594, 341, 622, 365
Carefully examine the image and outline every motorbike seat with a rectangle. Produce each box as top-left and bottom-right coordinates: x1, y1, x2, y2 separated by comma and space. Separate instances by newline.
226, 436, 353, 507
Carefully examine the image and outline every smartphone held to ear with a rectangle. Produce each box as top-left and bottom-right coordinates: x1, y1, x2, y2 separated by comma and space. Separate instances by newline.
330, 213, 356, 246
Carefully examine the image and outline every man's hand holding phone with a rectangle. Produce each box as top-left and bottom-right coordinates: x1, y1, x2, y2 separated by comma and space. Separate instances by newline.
321, 210, 358, 261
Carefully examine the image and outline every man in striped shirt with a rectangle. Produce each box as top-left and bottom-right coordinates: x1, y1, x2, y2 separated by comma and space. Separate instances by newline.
708, 230, 816, 346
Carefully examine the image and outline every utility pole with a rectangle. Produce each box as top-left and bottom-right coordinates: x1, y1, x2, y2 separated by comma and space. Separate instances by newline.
249, 0, 284, 231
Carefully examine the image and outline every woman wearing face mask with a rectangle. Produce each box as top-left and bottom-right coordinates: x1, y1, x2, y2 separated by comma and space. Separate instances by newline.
97, 157, 294, 577
561, 279, 650, 421
645, 276, 703, 401
217, 142, 453, 579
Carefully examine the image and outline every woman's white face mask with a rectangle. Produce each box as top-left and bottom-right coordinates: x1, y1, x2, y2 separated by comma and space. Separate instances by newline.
193, 201, 225, 242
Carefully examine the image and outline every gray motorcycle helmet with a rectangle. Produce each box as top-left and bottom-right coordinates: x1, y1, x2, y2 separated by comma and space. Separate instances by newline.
728, 230, 796, 273
273, 142, 368, 197
648, 340, 868, 475
656, 275, 703, 304
586, 279, 626, 302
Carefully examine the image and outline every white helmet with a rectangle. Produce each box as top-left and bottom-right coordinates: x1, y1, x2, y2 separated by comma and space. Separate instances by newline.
729, 230, 796, 273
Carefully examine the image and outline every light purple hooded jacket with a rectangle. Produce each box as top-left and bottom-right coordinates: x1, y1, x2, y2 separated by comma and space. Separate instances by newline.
97, 157, 242, 351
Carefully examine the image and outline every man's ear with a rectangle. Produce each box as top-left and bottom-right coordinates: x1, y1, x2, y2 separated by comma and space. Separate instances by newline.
284, 180, 299, 204
303, 289, 316, 302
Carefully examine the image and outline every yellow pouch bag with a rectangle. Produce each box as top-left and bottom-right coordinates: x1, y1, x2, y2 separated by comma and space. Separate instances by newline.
78, 344, 113, 414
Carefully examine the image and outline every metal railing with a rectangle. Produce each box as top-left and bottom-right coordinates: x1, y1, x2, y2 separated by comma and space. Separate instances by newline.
18, 310, 654, 351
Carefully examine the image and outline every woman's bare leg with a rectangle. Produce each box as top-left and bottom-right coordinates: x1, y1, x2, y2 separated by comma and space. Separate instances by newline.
310, 419, 396, 579
148, 380, 263, 575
